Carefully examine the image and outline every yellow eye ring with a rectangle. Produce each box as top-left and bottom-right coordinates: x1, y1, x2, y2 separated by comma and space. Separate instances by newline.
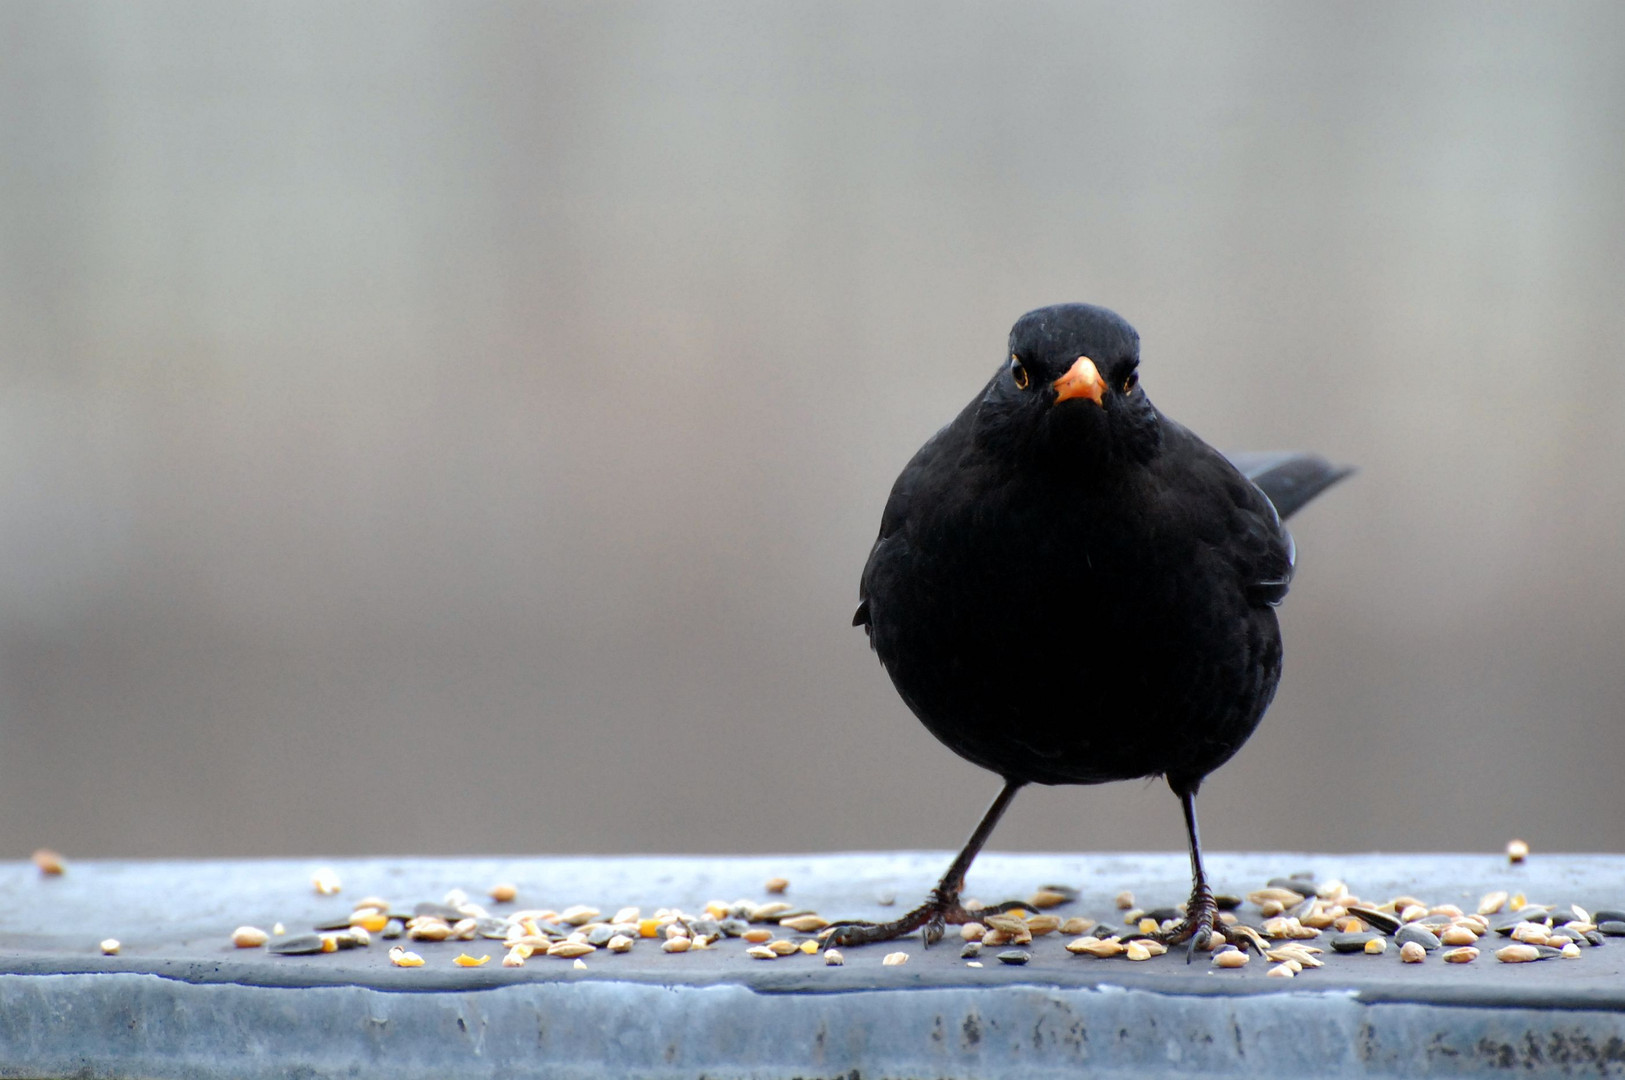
1009, 355, 1030, 390
1121, 370, 1139, 394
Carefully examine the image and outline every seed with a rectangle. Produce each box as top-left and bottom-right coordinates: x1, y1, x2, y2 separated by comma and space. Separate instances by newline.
981, 929, 1014, 947
32, 849, 66, 876
1440, 926, 1478, 946
502, 947, 527, 967
997, 950, 1031, 965
780, 914, 829, 933
742, 928, 773, 944
1260, 899, 1285, 918
349, 910, 388, 933
960, 922, 987, 942
1138, 918, 1160, 936
983, 914, 1025, 934
1400, 942, 1427, 963
488, 883, 517, 903
1266, 963, 1295, 978
1570, 904, 1592, 924
1429, 904, 1464, 918
664, 923, 690, 941
1395, 925, 1441, 951
1248, 887, 1306, 907
611, 907, 640, 925
453, 953, 490, 967
799, 939, 819, 955
1059, 917, 1096, 936
1029, 888, 1075, 910
633, 918, 659, 938
1066, 937, 1126, 958
232, 926, 269, 948
268, 933, 326, 955
352, 896, 391, 912
1266, 945, 1323, 968
961, 941, 982, 959
1399, 904, 1427, 923
768, 939, 798, 956
1496, 944, 1541, 963
1561, 942, 1582, 959
1125, 941, 1151, 961
1509, 893, 1527, 912
1317, 880, 1348, 900
1507, 839, 1529, 863
1333, 917, 1366, 934
1441, 946, 1479, 964
382, 919, 403, 939
824, 948, 845, 965
1365, 938, 1388, 955
408, 920, 451, 942
1132, 939, 1169, 957
311, 868, 341, 895
748, 902, 792, 922
99, 938, 120, 955
452, 918, 479, 940
1600, 921, 1625, 937
1025, 914, 1061, 936
1213, 950, 1249, 968
764, 877, 789, 895
607, 934, 633, 953
882, 951, 909, 966
746, 946, 777, 960
1478, 891, 1508, 916
388, 947, 424, 967
548, 941, 595, 958
1510, 923, 1550, 945
1114, 891, 1135, 910
559, 906, 599, 926
662, 937, 691, 953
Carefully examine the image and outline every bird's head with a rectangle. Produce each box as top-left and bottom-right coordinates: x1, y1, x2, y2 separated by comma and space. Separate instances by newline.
974, 303, 1162, 471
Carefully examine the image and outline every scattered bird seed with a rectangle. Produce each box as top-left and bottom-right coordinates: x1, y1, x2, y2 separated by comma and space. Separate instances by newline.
382, 919, 404, 939
966, 961, 984, 968
1395, 925, 1441, 951
1478, 891, 1508, 916
1441, 946, 1479, 964
1592, 909, 1625, 924
232, 926, 269, 948
780, 914, 829, 933
1114, 891, 1135, 910
1599, 921, 1625, 937
764, 877, 789, 895
1440, 926, 1478, 946
1507, 839, 1529, 863
1561, 942, 1582, 959
1213, 949, 1249, 968
1125, 941, 1151, 961
559, 906, 599, 926
311, 868, 342, 896
742, 928, 773, 944
489, 883, 517, 903
99, 938, 120, 955
607, 934, 633, 953
1025, 914, 1061, 936
824, 948, 844, 966
1496, 944, 1542, 963
573, 959, 588, 970
960, 922, 987, 942
1345, 906, 1401, 935
1365, 938, 1388, 955
272, 922, 286, 936
453, 953, 490, 967
1400, 942, 1427, 963
548, 941, 595, 958
502, 948, 527, 967
662, 937, 691, 953
961, 941, 983, 959
749, 902, 792, 922
1266, 963, 1295, 977
33, 849, 66, 876
882, 951, 910, 967
745, 946, 777, 960
268, 934, 325, 956
768, 939, 798, 956
1029, 885, 1077, 909
1059, 917, 1096, 936
388, 947, 424, 968
1509, 893, 1528, 912
1066, 937, 1126, 958
998, 950, 1031, 965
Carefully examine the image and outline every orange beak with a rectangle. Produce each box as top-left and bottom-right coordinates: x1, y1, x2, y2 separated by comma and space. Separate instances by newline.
1052, 356, 1106, 407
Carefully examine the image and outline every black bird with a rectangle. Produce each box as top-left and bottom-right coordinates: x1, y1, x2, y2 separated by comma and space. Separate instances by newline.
828, 303, 1349, 955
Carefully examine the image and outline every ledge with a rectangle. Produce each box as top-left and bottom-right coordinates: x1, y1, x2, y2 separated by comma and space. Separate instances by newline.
2, 852, 1622, 1078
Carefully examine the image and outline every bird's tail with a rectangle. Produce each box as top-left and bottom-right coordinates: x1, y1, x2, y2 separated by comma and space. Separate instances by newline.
1225, 451, 1353, 521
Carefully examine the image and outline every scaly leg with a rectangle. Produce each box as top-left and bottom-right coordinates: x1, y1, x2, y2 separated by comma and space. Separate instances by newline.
823, 778, 1027, 948
1158, 777, 1221, 962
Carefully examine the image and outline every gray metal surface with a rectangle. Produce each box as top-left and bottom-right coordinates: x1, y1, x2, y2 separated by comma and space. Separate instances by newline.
2, 852, 1623, 1077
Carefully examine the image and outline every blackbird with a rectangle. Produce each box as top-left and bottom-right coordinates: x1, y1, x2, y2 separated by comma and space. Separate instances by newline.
827, 303, 1349, 956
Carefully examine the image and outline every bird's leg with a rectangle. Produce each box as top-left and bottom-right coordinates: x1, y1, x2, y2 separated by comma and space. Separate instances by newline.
822, 779, 1027, 948
1158, 778, 1221, 962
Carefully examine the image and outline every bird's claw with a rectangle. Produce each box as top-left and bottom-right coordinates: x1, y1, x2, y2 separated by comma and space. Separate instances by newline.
821, 892, 1028, 949
1157, 885, 1220, 963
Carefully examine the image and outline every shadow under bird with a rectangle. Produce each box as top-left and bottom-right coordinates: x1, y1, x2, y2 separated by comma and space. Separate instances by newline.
827, 303, 1349, 956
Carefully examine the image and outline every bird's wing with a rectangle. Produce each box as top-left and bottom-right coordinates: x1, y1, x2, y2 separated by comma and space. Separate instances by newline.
854, 417, 963, 631
1224, 451, 1353, 522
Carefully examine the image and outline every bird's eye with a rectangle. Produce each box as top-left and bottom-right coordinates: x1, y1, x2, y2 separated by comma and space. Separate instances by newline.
1121, 369, 1139, 394
1009, 355, 1030, 390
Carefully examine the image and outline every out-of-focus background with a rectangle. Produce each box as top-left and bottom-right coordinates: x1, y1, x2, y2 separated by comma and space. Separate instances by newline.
1, 2, 1621, 860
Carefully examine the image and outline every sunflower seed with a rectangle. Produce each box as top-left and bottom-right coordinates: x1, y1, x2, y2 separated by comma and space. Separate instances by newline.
1395, 925, 1440, 951
997, 950, 1031, 965
1345, 906, 1400, 934
268, 933, 325, 956
960, 941, 982, 958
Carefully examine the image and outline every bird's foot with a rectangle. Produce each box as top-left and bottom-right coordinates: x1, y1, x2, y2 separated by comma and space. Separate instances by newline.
1157, 884, 1220, 962
821, 891, 1028, 948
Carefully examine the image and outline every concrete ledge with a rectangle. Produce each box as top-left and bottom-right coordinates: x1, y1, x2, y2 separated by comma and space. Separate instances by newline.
2, 853, 1623, 1078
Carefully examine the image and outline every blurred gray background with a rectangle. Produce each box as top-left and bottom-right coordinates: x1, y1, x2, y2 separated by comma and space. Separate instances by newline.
1, 2, 1621, 861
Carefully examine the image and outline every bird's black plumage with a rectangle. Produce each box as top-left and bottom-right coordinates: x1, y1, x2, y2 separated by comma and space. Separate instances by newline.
828, 303, 1348, 953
